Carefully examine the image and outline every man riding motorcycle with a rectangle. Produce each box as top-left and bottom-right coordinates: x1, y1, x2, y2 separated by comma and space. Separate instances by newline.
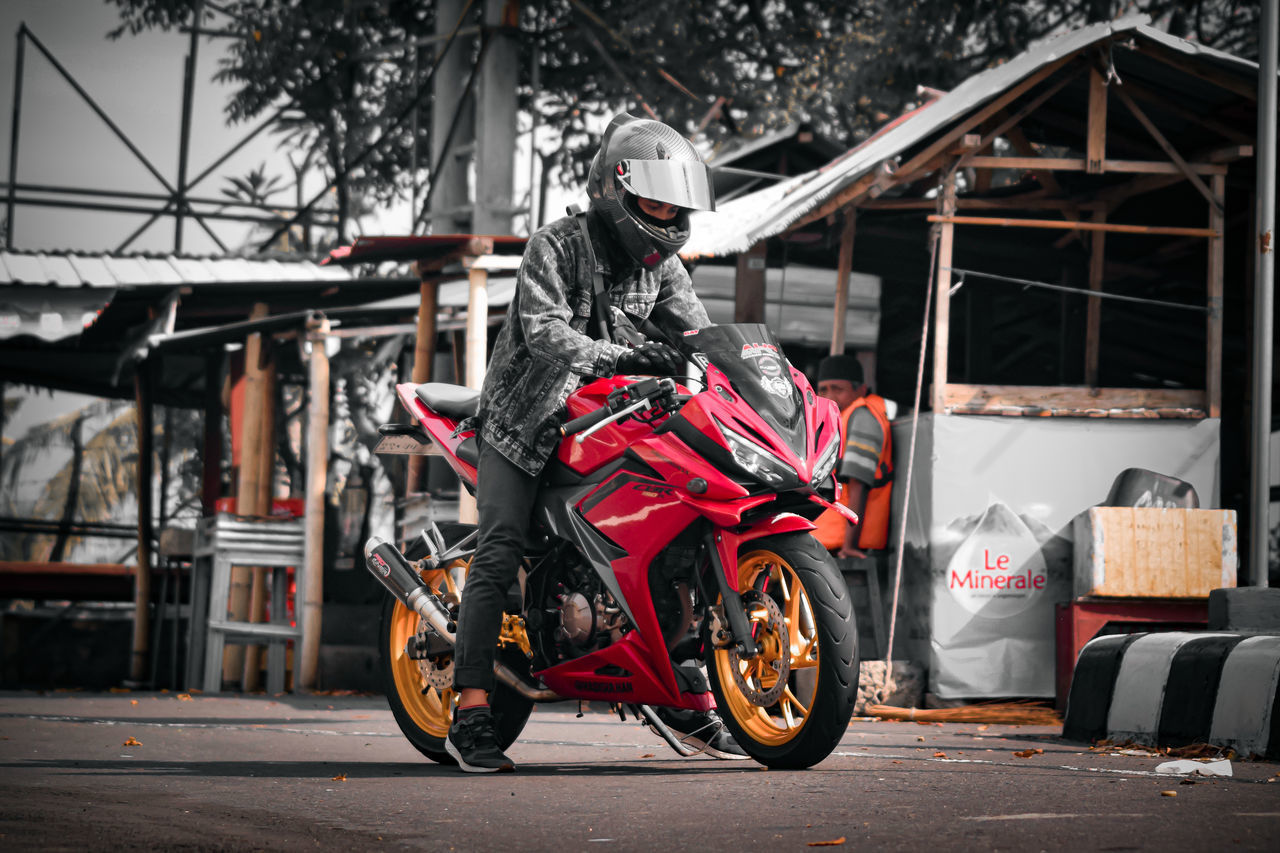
447, 113, 745, 772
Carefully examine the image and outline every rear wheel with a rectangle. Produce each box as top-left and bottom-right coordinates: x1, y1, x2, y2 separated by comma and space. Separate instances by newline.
378, 560, 533, 764
705, 533, 857, 769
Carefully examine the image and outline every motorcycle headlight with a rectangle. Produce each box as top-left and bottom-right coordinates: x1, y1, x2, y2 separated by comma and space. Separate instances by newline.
809, 432, 840, 488
716, 422, 796, 487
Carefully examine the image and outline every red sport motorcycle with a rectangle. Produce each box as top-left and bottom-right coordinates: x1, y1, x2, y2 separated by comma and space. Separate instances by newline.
365, 323, 859, 769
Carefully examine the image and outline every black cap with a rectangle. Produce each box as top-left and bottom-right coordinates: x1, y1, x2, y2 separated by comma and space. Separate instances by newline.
817, 354, 863, 385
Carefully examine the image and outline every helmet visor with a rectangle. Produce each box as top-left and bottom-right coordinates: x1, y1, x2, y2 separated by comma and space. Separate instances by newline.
616, 159, 716, 212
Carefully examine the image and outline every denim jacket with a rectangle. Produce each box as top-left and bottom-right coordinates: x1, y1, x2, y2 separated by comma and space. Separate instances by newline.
477, 212, 710, 475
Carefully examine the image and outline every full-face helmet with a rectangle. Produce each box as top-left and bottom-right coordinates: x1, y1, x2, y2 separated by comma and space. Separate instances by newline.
586, 113, 715, 268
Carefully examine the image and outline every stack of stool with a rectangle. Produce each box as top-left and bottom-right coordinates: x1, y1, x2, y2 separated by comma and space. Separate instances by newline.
186, 514, 306, 694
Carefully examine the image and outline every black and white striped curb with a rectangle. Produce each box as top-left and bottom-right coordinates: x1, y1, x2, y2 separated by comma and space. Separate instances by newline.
1062, 631, 1280, 759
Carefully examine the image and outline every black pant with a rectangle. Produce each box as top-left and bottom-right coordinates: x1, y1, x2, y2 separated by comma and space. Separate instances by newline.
452, 439, 540, 692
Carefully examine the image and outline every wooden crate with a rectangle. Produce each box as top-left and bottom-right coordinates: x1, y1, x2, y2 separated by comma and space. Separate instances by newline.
1071, 507, 1237, 598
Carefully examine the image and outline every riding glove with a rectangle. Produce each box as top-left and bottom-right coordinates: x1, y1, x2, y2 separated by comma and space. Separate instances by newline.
616, 341, 684, 376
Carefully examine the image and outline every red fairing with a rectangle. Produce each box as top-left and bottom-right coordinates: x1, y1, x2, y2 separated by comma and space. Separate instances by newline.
535, 632, 715, 709
558, 375, 656, 473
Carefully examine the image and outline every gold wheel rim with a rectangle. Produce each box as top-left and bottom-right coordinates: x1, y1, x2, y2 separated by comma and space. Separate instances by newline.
713, 549, 819, 747
386, 564, 463, 740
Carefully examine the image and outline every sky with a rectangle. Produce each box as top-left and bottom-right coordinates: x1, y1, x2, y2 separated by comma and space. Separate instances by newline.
0, 0, 306, 255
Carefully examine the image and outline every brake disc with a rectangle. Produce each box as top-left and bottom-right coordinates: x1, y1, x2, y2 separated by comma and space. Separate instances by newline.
727, 589, 791, 706
415, 622, 454, 691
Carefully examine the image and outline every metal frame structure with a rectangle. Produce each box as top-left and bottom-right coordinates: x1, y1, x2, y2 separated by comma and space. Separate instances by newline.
2, 18, 341, 254
2, 1, 525, 256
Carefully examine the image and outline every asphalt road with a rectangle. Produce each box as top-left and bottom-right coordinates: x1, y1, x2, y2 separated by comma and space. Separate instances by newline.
0, 690, 1277, 852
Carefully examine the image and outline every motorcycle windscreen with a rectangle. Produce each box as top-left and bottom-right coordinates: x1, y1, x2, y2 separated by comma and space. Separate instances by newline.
689, 324, 806, 458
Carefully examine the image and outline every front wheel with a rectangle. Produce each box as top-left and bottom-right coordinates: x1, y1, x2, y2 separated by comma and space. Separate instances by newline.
378, 559, 533, 764
705, 533, 858, 769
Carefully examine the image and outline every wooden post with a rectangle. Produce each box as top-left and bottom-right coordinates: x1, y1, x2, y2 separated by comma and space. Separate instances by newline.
1086, 66, 1107, 174
242, 346, 277, 691
201, 355, 222, 514
734, 241, 767, 324
224, 303, 268, 684
1085, 209, 1107, 387
299, 316, 330, 691
130, 358, 154, 684
1207, 173, 1225, 418
924, 214, 1217, 239
405, 277, 438, 496
931, 172, 957, 413
830, 210, 856, 355
460, 264, 489, 525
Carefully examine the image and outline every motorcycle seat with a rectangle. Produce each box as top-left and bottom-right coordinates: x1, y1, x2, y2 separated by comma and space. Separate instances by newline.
414, 382, 480, 419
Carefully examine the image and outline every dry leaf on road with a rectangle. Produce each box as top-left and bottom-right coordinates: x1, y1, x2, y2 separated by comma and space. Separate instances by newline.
331, 774, 347, 782
1012, 749, 1044, 758
807, 838, 846, 847
123, 737, 142, 747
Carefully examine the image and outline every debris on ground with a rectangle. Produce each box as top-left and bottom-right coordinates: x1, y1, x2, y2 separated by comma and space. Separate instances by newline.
864, 702, 1059, 725
1155, 759, 1232, 777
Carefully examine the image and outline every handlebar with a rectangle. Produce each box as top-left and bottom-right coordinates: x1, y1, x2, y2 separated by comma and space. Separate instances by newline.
559, 377, 683, 443
561, 405, 617, 437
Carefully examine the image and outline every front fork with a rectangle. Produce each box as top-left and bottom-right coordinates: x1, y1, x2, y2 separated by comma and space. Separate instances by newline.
703, 530, 760, 658
700, 513, 818, 658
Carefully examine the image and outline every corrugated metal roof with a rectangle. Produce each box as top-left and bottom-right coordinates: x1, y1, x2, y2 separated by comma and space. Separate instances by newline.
681, 19, 1260, 259
0, 250, 355, 287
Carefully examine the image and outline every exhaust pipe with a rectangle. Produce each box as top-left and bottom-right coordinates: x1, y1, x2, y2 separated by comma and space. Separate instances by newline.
363, 536, 562, 703
364, 536, 456, 642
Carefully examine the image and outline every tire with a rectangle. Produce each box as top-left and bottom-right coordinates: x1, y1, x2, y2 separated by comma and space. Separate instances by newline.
378, 560, 534, 765
704, 532, 858, 769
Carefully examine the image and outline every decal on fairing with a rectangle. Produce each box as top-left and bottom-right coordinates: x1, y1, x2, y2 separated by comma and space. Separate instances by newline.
572, 678, 634, 694
759, 375, 793, 398
740, 342, 779, 359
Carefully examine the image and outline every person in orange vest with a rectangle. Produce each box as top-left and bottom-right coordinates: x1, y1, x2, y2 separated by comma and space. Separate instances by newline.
812, 354, 894, 559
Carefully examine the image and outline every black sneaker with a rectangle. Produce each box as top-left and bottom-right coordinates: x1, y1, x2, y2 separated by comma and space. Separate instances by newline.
446, 707, 516, 773
654, 707, 750, 760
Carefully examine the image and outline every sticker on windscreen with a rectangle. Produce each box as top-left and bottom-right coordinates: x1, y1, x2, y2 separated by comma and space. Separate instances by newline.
759, 376, 792, 398
740, 342, 778, 359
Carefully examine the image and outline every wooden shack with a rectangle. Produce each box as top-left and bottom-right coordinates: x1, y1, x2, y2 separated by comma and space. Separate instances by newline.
681, 19, 1265, 699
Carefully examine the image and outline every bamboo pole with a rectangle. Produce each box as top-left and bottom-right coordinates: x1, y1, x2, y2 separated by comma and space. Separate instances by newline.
200, 356, 222, 514
925, 214, 1217, 238
459, 264, 489, 525
830, 210, 856, 355
129, 358, 154, 684
242, 347, 277, 691
405, 277, 438, 496
224, 303, 268, 685
932, 173, 957, 414
299, 316, 330, 691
